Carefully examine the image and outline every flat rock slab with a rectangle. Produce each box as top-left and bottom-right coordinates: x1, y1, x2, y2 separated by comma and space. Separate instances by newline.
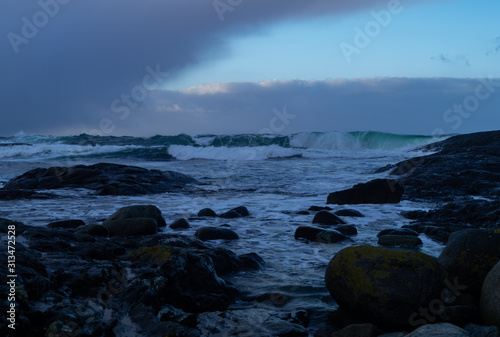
2, 162, 198, 195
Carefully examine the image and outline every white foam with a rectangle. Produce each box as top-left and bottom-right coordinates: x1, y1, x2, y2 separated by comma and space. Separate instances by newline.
168, 144, 303, 161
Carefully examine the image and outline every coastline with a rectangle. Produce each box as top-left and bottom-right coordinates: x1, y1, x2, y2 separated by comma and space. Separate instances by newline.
0, 130, 499, 336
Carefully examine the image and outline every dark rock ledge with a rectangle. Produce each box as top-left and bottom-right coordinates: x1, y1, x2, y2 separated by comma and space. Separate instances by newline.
1, 162, 198, 196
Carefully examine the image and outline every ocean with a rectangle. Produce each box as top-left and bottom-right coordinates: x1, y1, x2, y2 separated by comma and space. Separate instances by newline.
0, 130, 447, 334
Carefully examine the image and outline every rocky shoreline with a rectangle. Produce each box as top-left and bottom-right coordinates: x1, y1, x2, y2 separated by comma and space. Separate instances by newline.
1, 130, 499, 336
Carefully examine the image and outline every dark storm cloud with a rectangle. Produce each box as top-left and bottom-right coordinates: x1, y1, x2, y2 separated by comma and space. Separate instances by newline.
0, 0, 401, 136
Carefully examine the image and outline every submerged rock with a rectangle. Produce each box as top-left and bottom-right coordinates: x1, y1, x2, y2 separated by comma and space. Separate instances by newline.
2, 162, 198, 195
327, 179, 404, 205
195, 227, 239, 241
325, 245, 446, 329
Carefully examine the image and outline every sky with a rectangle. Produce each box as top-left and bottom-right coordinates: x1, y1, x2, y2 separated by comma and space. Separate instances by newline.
0, 0, 499, 137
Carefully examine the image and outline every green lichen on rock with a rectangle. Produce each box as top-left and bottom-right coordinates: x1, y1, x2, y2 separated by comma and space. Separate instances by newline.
325, 245, 445, 329
126, 245, 173, 265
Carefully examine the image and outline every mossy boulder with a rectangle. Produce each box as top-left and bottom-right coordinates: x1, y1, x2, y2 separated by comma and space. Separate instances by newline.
325, 245, 446, 330
438, 229, 500, 295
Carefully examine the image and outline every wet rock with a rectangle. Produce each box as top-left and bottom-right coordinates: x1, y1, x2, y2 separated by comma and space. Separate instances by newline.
377, 228, 419, 237
170, 218, 190, 229
309, 206, 333, 211
126, 246, 240, 312
405, 323, 469, 337
480, 260, 500, 327
219, 206, 250, 218
327, 179, 404, 205
388, 131, 500, 201
313, 211, 345, 225
330, 324, 384, 337
316, 230, 351, 244
296, 210, 310, 215
195, 226, 239, 241
295, 226, 324, 241
75, 224, 109, 236
335, 225, 358, 236
335, 209, 365, 217
3, 162, 198, 195
0, 218, 27, 234
198, 208, 217, 217
103, 204, 167, 227
104, 218, 157, 236
48, 219, 86, 229
238, 253, 265, 271
378, 235, 423, 248
403, 200, 500, 232
325, 245, 446, 330
402, 224, 453, 244
438, 229, 500, 295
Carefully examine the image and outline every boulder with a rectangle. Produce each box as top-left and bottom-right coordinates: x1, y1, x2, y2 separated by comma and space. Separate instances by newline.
195, 227, 239, 241
103, 218, 157, 236
325, 245, 446, 329
295, 226, 324, 241
377, 228, 419, 237
480, 260, 500, 327
170, 218, 190, 229
404, 323, 469, 337
197, 208, 217, 217
378, 235, 423, 248
294, 226, 350, 243
103, 205, 167, 228
316, 230, 351, 244
313, 211, 345, 225
219, 206, 250, 219
335, 225, 358, 236
327, 179, 404, 205
2, 163, 198, 195
335, 209, 365, 217
75, 224, 109, 236
47, 219, 85, 229
438, 229, 500, 295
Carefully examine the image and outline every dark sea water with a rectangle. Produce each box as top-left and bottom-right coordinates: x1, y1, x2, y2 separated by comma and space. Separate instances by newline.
0, 131, 447, 335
